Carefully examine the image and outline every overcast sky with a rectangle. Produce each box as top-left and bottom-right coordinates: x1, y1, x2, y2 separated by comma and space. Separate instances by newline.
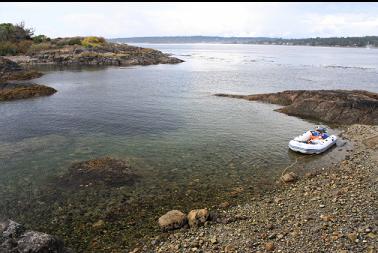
1, 2, 378, 38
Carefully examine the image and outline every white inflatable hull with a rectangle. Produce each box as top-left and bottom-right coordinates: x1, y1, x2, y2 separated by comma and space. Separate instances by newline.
289, 135, 337, 154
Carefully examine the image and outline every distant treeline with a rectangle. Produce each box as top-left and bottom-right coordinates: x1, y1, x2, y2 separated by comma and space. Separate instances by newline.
110, 36, 378, 48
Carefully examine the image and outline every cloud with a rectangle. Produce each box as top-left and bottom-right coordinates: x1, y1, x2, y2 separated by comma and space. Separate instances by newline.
0, 2, 377, 38
304, 13, 378, 37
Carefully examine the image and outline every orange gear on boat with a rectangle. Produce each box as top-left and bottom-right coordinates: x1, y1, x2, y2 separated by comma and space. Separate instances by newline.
310, 135, 321, 140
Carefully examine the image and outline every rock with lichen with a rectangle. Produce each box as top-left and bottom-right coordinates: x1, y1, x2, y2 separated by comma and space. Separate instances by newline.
0, 219, 71, 253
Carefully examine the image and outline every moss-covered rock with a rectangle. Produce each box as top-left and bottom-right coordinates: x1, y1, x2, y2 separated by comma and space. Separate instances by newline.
56, 157, 140, 189
0, 83, 57, 101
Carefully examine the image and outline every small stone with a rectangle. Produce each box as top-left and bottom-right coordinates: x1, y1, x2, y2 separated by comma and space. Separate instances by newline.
219, 201, 231, 208
130, 248, 140, 253
92, 219, 105, 229
266, 224, 274, 230
320, 215, 333, 222
281, 172, 298, 183
264, 242, 275, 251
229, 187, 244, 197
319, 204, 325, 208
210, 237, 218, 244
347, 232, 358, 242
273, 197, 283, 203
367, 232, 376, 239
224, 244, 236, 252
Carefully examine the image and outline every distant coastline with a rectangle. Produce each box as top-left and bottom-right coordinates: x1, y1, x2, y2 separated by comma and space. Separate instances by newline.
109, 35, 378, 48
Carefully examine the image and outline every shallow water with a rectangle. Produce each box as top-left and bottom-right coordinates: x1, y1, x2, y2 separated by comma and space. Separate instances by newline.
0, 44, 376, 251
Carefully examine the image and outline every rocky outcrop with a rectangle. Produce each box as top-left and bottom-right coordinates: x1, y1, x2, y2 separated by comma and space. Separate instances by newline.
0, 219, 71, 253
5, 43, 183, 67
215, 90, 378, 125
0, 57, 42, 82
0, 58, 56, 102
0, 82, 57, 101
56, 157, 139, 189
158, 210, 188, 231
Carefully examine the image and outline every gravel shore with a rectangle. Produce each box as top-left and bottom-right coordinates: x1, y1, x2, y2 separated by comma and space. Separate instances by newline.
152, 124, 377, 253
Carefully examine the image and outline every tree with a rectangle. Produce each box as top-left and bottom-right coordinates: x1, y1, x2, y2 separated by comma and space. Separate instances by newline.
0, 22, 34, 42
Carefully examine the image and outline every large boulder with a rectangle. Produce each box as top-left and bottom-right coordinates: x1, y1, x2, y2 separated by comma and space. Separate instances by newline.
187, 209, 209, 228
17, 231, 66, 253
158, 210, 187, 231
0, 219, 70, 253
1, 219, 26, 240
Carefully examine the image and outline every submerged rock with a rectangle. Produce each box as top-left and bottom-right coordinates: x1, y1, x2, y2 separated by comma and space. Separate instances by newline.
281, 172, 298, 183
0, 219, 70, 253
17, 231, 66, 253
158, 210, 187, 231
215, 90, 378, 125
0, 82, 57, 101
57, 157, 139, 189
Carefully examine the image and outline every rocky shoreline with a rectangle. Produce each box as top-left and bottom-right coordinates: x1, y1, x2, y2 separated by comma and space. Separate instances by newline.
4, 43, 183, 67
153, 124, 378, 252
215, 90, 378, 125
0, 57, 42, 83
148, 91, 378, 252
0, 57, 57, 101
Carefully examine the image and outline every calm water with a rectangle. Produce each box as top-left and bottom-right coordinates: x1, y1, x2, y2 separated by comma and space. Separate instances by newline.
0, 44, 377, 251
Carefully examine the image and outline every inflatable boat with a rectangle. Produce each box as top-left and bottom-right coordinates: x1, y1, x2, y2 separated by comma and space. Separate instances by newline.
288, 128, 337, 154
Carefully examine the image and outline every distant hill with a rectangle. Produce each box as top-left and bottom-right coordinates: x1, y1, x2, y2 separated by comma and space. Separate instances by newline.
108, 36, 279, 44
109, 36, 378, 48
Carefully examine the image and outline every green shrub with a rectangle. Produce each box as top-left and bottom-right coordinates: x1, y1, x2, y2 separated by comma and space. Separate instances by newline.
27, 42, 52, 55
0, 22, 34, 42
32, 35, 50, 43
81, 36, 106, 48
0, 40, 33, 55
52, 37, 83, 46
67, 37, 82, 45
15, 40, 33, 54
0, 41, 18, 55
